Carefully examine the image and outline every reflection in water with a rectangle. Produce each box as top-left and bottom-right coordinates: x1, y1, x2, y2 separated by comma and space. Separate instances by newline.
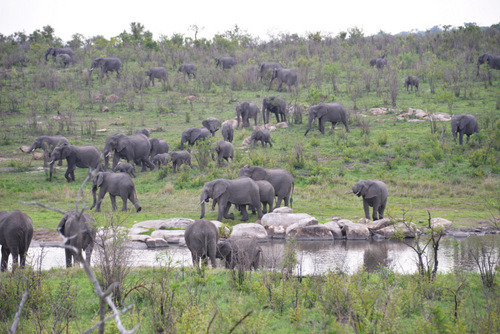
25, 235, 499, 275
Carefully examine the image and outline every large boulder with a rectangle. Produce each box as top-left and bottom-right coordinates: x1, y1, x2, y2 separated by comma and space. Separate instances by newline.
273, 207, 293, 214
323, 221, 344, 239
133, 218, 195, 230
229, 223, 268, 241
151, 230, 185, 244
366, 218, 393, 231
287, 225, 333, 240
145, 238, 169, 248
261, 213, 316, 237
343, 223, 370, 240
431, 218, 453, 229
285, 217, 318, 235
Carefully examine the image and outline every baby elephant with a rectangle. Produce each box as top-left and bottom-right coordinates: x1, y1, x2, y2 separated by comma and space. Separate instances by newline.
152, 153, 170, 168
216, 239, 262, 270
352, 180, 388, 221
250, 129, 272, 148
113, 162, 136, 178
57, 210, 96, 268
213, 141, 234, 167
404, 76, 419, 92
90, 172, 142, 212
169, 151, 193, 173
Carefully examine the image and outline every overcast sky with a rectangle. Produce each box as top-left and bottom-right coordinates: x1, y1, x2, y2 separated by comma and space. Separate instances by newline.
1, 0, 499, 43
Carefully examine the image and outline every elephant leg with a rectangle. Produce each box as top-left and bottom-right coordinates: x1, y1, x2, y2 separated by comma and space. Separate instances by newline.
191, 252, 199, 268
372, 200, 380, 220
128, 192, 142, 212
221, 203, 234, 220
268, 140, 273, 148
10, 249, 19, 270
201, 255, 208, 267
379, 204, 386, 220
261, 140, 265, 148
459, 132, 464, 145
110, 194, 118, 211
466, 134, 471, 144
96, 189, 107, 212
240, 206, 249, 221
283, 195, 289, 207
318, 118, 324, 134
19, 250, 27, 269
1, 247, 10, 272
363, 200, 371, 220
65, 247, 73, 268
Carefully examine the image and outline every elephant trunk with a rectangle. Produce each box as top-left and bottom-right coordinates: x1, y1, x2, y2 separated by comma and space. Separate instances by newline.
304, 114, 315, 136
25, 144, 36, 153
200, 201, 206, 219
90, 186, 97, 210
49, 161, 55, 181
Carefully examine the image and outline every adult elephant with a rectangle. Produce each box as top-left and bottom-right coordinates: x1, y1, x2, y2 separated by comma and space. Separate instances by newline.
236, 102, 259, 128
376, 57, 388, 69
89, 57, 122, 78
103, 133, 154, 172
238, 165, 294, 208
262, 96, 286, 124
259, 62, 283, 81
57, 210, 95, 268
146, 67, 168, 86
304, 102, 350, 136
136, 128, 150, 138
90, 172, 142, 212
0, 210, 33, 272
45, 47, 74, 62
221, 121, 234, 143
185, 220, 219, 268
212, 140, 234, 167
352, 180, 388, 221
216, 239, 262, 270
269, 68, 298, 92
200, 178, 263, 221
169, 151, 193, 173
23, 135, 70, 167
451, 114, 479, 145
57, 54, 72, 68
202, 117, 221, 136
215, 56, 237, 69
476, 53, 500, 75
250, 129, 272, 149
404, 76, 419, 92
178, 64, 197, 78
49, 143, 102, 182
180, 127, 211, 150
149, 138, 169, 159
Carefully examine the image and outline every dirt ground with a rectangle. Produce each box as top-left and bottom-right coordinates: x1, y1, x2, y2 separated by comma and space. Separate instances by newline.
33, 228, 63, 242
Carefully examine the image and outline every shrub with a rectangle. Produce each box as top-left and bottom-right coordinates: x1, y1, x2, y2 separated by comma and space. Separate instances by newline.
377, 133, 388, 146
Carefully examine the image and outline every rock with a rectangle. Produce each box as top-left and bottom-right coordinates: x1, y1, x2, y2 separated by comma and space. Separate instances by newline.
105, 94, 119, 103
357, 218, 370, 224
287, 225, 333, 240
370, 107, 388, 115
273, 207, 293, 214
267, 225, 286, 238
102, 106, 109, 112
371, 225, 396, 239
252, 125, 266, 131
265, 124, 277, 131
276, 122, 288, 128
150, 230, 185, 240
336, 219, 354, 228
344, 223, 370, 240
133, 218, 195, 230
146, 238, 169, 248
415, 109, 427, 118
210, 220, 223, 230
126, 241, 148, 249
128, 227, 149, 235
285, 217, 318, 235
229, 223, 268, 241
431, 218, 453, 229
323, 222, 344, 239
449, 231, 468, 238
20, 145, 31, 153
128, 234, 150, 242
425, 112, 451, 122
366, 218, 393, 231
242, 137, 251, 146
96, 129, 107, 132
261, 213, 316, 234
33, 152, 44, 160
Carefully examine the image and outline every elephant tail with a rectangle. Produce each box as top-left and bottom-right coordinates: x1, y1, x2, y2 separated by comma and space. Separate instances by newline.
290, 182, 295, 208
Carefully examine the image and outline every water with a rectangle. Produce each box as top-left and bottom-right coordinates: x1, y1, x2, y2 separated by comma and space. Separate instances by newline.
25, 235, 499, 275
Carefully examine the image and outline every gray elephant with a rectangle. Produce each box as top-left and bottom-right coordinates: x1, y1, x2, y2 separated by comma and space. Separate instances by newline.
259, 62, 283, 81
90, 172, 142, 212
236, 102, 259, 128
57, 210, 95, 268
146, 67, 168, 86
269, 68, 298, 92
221, 122, 234, 143
238, 165, 294, 208
152, 153, 170, 168
451, 114, 479, 145
200, 178, 263, 221
136, 128, 150, 138
404, 76, 419, 92
369, 58, 378, 67
49, 143, 102, 182
185, 219, 219, 268
103, 133, 154, 172
45, 47, 74, 62
57, 54, 72, 68
262, 96, 286, 124
89, 57, 122, 78
304, 102, 350, 136
180, 127, 211, 150
23, 135, 70, 167
113, 162, 136, 178
250, 129, 272, 149
476, 53, 500, 75
0, 210, 33, 272
352, 180, 388, 221
215, 56, 237, 69
169, 150, 193, 173
216, 239, 262, 270
149, 138, 169, 159
202, 117, 221, 136
178, 64, 197, 78
213, 140, 234, 167
256, 180, 275, 214
376, 57, 388, 69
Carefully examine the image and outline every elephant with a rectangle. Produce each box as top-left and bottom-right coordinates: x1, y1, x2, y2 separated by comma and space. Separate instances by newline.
215, 56, 237, 69
0, 210, 33, 272
476, 53, 500, 75
184, 219, 219, 268
262, 96, 287, 124
89, 57, 122, 78
200, 178, 263, 221
152, 153, 170, 168
202, 117, 221, 136
304, 102, 350, 136
169, 150, 193, 173
256, 180, 275, 214
221, 121, 234, 143
369, 58, 378, 67
23, 135, 70, 167
113, 162, 136, 178
103, 133, 154, 172
404, 76, 419, 92
236, 102, 259, 128
45, 47, 74, 62
178, 64, 197, 78
451, 114, 479, 145
146, 67, 168, 86
149, 138, 169, 159
56, 54, 72, 68
180, 127, 211, 150
352, 180, 388, 221
57, 210, 95, 268
49, 143, 102, 182
216, 239, 262, 270
269, 68, 298, 92
259, 62, 283, 81
212, 140, 234, 167
376, 57, 388, 69
136, 128, 150, 138
90, 172, 142, 212
250, 129, 272, 149
238, 165, 294, 208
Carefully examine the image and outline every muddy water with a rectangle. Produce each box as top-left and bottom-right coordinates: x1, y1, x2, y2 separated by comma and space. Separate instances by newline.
25, 235, 499, 275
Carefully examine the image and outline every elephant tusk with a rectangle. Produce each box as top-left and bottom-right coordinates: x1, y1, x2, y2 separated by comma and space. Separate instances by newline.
106, 152, 111, 158
48, 160, 54, 165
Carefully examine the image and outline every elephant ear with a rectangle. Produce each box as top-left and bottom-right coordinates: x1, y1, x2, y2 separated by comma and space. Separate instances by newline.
314, 105, 329, 118
56, 214, 68, 236
217, 241, 232, 258
364, 181, 379, 199
95, 173, 105, 188
251, 167, 266, 180
117, 136, 128, 152
213, 181, 228, 200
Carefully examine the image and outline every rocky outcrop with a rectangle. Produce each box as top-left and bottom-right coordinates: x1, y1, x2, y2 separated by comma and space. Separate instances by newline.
261, 212, 316, 238
229, 223, 268, 241
287, 225, 333, 240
